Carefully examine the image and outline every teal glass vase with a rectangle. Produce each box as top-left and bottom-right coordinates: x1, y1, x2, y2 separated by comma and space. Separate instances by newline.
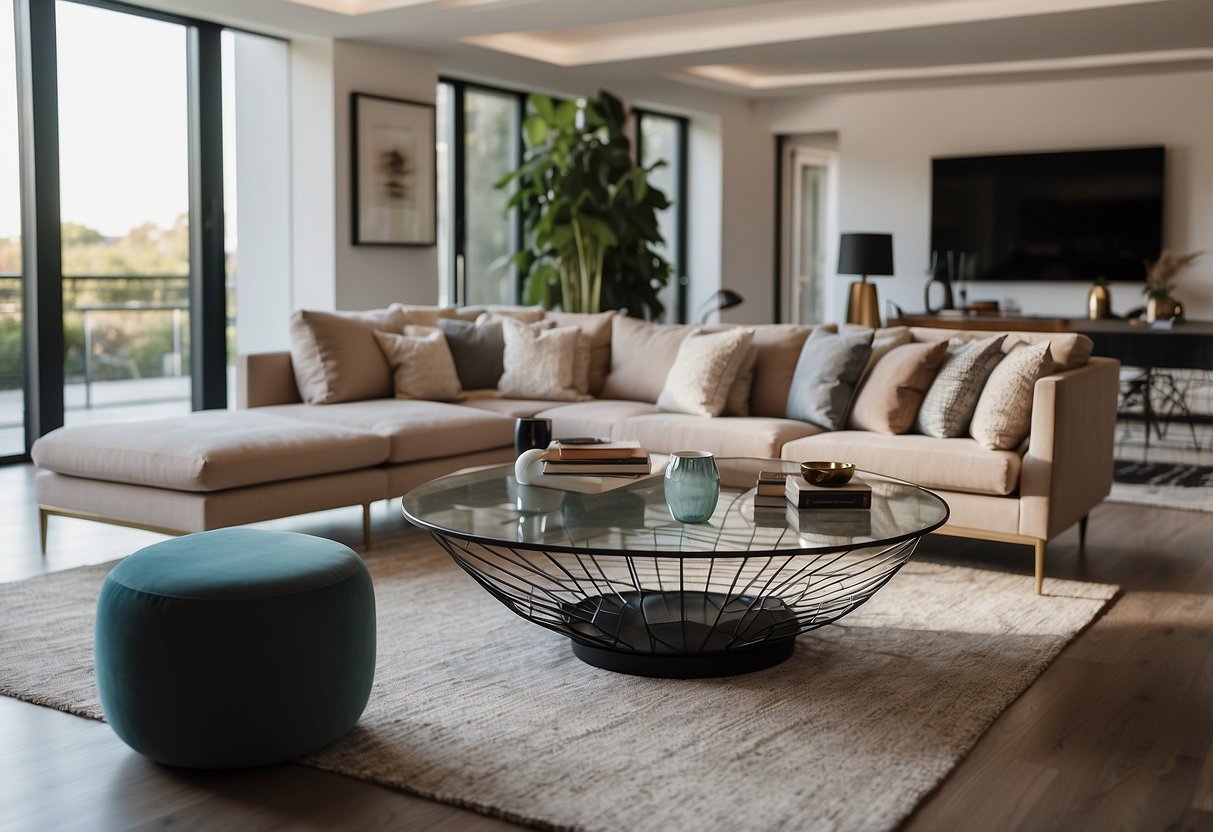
664, 451, 720, 523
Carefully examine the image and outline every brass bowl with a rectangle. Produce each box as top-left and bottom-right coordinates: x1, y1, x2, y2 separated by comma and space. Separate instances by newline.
799, 461, 856, 487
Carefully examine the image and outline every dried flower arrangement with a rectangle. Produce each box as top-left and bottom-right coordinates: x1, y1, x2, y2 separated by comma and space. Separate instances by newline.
1144, 249, 1202, 298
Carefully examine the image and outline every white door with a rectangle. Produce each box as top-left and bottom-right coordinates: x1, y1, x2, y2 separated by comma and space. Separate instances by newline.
780, 143, 837, 324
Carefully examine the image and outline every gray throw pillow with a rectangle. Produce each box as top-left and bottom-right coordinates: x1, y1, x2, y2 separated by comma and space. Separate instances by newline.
437, 318, 504, 390
915, 335, 1006, 438
785, 328, 874, 430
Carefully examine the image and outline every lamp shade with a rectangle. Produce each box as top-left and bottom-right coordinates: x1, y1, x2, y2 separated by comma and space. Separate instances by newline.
837, 233, 894, 277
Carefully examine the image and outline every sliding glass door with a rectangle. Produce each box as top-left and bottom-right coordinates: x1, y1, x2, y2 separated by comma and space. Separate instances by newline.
0, 0, 20, 457
56, 2, 192, 426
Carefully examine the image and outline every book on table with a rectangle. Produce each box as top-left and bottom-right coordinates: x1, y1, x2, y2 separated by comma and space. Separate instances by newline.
541, 446, 651, 476
756, 470, 790, 498
548, 439, 642, 460
785, 474, 872, 509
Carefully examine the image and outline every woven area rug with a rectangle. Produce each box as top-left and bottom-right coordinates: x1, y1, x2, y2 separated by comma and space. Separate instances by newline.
0, 532, 1117, 832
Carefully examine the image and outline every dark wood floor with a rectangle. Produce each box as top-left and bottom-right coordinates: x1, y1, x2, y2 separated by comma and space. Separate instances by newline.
2, 462, 1212, 831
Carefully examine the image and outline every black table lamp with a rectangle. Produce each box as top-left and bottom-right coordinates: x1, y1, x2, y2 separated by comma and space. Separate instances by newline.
838, 233, 893, 328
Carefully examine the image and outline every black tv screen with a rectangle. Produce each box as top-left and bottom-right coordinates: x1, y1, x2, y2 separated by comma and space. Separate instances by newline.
930, 146, 1164, 282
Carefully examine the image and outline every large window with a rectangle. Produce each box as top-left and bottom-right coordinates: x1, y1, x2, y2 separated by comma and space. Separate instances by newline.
8, 0, 283, 462
636, 109, 688, 323
437, 79, 523, 306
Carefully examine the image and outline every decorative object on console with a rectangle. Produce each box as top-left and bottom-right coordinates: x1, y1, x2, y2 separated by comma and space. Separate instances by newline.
838, 232, 894, 328
923, 250, 954, 314
664, 450, 720, 523
786, 327, 874, 430
1143, 249, 1201, 323
514, 417, 553, 458
1087, 277, 1111, 320
351, 93, 436, 247
697, 288, 745, 324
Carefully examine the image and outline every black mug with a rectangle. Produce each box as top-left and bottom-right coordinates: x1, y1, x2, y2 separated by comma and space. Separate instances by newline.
514, 417, 553, 458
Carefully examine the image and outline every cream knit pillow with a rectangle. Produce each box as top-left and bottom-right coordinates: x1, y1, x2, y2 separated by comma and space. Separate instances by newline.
657, 328, 755, 417
915, 334, 1006, 438
498, 318, 585, 401
969, 340, 1053, 450
372, 330, 463, 402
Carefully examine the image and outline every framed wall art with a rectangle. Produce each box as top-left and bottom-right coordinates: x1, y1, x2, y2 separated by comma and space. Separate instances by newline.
351, 92, 436, 246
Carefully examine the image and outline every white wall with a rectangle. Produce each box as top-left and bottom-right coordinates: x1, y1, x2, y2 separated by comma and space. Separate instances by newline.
331, 40, 440, 310
289, 38, 336, 312
770, 69, 1213, 323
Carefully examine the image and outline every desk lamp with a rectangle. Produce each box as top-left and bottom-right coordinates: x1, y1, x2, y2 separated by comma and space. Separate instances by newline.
838, 233, 894, 329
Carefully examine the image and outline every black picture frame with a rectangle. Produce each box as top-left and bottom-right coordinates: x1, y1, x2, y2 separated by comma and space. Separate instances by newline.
351, 92, 437, 246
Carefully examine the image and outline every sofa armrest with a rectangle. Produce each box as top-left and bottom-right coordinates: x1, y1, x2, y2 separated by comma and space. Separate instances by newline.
1019, 356, 1119, 541
236, 352, 303, 409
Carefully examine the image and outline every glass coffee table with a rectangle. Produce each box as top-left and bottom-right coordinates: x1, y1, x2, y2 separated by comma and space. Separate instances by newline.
402, 457, 948, 678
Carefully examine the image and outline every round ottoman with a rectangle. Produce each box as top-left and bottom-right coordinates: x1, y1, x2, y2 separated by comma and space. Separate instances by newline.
95, 528, 376, 769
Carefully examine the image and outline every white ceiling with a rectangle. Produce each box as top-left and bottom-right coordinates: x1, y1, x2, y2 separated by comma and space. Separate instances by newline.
134, 0, 1213, 96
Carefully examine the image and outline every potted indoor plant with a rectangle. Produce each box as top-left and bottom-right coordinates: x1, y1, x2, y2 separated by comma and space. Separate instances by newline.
496, 91, 672, 318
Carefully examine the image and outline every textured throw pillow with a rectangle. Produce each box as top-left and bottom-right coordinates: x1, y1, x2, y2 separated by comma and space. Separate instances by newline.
601, 316, 694, 403
915, 335, 1006, 438
722, 344, 759, 417
785, 328, 874, 430
474, 304, 547, 325
657, 328, 756, 417
545, 310, 616, 396
969, 341, 1053, 450
372, 330, 463, 402
437, 318, 505, 390
498, 318, 584, 401
848, 340, 949, 435
288, 307, 406, 404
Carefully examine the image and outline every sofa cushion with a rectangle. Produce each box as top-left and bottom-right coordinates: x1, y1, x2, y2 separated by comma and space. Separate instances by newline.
475, 304, 547, 324
915, 335, 1006, 438
499, 319, 585, 401
722, 344, 759, 417
785, 327, 874, 430
748, 324, 817, 418
289, 308, 406, 404
257, 400, 513, 463
437, 318, 505, 390
781, 431, 1022, 497
536, 400, 661, 441
619, 414, 824, 459
460, 398, 567, 419
388, 303, 457, 327
657, 328, 755, 417
848, 340, 948, 435
374, 330, 463, 402
600, 316, 693, 403
969, 341, 1053, 451
545, 310, 616, 397
31, 411, 390, 492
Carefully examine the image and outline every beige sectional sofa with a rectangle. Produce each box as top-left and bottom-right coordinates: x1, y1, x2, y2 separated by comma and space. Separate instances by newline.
32, 307, 1119, 593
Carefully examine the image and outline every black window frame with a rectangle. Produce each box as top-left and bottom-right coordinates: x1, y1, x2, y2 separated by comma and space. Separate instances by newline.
634, 107, 689, 324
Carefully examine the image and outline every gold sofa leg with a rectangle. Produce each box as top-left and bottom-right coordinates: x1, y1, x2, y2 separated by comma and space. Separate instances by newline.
933, 525, 1048, 595
39, 507, 48, 555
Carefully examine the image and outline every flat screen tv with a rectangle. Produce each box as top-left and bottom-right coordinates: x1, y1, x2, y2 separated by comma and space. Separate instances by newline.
930, 146, 1164, 282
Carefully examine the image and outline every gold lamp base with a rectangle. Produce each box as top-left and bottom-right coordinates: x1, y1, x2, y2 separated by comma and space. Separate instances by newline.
846, 280, 881, 328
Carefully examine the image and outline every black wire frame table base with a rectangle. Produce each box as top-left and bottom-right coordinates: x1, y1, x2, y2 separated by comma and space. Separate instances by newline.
429, 532, 923, 678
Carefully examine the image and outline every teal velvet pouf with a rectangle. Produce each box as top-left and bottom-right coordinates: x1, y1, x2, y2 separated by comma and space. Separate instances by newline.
95, 529, 376, 769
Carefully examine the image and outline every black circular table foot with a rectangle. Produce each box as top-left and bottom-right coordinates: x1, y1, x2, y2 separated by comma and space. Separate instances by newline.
570, 638, 795, 679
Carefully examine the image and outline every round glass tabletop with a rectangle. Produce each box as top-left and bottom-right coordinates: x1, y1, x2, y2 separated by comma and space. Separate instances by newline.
402, 456, 949, 557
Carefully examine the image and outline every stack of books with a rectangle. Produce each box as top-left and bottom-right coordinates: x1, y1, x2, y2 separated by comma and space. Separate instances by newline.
540, 439, 652, 476
754, 471, 790, 507
785, 474, 872, 509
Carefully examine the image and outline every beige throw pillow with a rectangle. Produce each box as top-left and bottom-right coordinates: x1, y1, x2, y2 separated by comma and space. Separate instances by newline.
722, 344, 759, 417
601, 316, 693, 403
498, 318, 585, 401
657, 328, 755, 417
373, 330, 463, 402
848, 340, 949, 434
474, 304, 547, 325
289, 307, 406, 404
388, 303, 457, 328
546, 310, 616, 396
969, 341, 1053, 450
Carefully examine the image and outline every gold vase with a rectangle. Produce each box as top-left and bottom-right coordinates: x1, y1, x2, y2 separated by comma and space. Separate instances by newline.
1086, 283, 1110, 319
1146, 294, 1181, 323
